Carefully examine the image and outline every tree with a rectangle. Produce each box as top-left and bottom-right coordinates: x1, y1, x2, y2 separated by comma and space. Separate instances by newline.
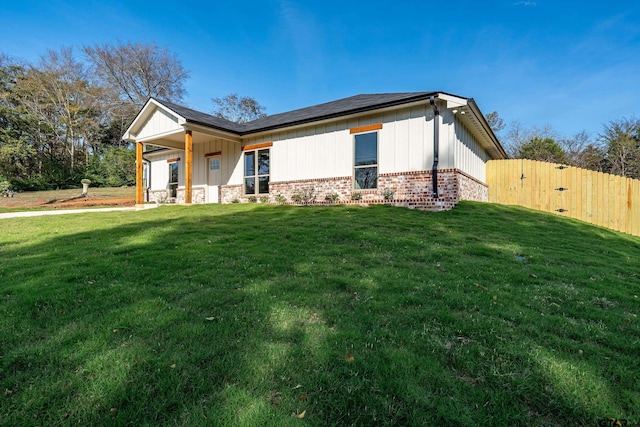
84, 41, 189, 147
485, 111, 506, 134
212, 93, 267, 123
560, 131, 607, 172
84, 41, 189, 115
0, 54, 49, 187
600, 117, 640, 179
33, 48, 103, 173
519, 137, 567, 164
504, 121, 558, 158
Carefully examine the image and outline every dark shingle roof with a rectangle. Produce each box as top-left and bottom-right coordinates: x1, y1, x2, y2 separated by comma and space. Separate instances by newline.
154, 92, 444, 136
153, 99, 245, 133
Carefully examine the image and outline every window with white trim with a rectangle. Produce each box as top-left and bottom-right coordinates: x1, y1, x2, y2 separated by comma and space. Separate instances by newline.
354, 132, 378, 189
244, 149, 270, 195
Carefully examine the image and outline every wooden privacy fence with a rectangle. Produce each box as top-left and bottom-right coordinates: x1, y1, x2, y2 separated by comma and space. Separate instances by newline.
486, 159, 640, 237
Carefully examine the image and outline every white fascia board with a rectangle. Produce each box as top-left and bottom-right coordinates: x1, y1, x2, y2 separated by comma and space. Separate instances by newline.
184, 123, 242, 143
122, 98, 187, 142
437, 93, 469, 109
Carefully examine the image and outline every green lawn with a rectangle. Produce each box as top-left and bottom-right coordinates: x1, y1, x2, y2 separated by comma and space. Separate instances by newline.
1, 202, 638, 426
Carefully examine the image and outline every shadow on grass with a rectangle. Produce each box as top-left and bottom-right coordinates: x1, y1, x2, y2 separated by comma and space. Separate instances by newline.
0, 202, 639, 426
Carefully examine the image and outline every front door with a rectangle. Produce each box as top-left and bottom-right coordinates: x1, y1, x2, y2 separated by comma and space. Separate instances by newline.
208, 156, 221, 203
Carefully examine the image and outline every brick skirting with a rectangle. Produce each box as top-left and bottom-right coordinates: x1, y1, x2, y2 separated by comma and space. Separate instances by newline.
217, 169, 487, 212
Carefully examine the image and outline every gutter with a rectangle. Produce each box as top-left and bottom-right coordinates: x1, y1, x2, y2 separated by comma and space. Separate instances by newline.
429, 96, 440, 198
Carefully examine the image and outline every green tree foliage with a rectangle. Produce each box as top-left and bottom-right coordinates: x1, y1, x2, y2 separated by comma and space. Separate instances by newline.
0, 43, 190, 190
86, 145, 135, 187
0, 56, 42, 187
519, 137, 567, 163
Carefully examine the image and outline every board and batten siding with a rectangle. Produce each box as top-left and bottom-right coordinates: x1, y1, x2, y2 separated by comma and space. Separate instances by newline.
146, 139, 242, 198
191, 138, 242, 187
451, 114, 491, 182
146, 149, 182, 191
144, 101, 493, 193
135, 108, 182, 140
237, 103, 481, 183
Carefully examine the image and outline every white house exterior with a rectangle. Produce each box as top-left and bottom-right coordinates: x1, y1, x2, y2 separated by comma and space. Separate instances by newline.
123, 92, 507, 211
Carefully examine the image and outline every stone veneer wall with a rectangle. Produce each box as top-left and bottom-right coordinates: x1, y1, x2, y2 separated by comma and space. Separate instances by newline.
175, 187, 205, 204
220, 184, 243, 204
147, 189, 169, 203
148, 187, 206, 204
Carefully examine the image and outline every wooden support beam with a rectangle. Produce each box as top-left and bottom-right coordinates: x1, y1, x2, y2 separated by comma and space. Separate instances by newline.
350, 123, 382, 134
185, 130, 193, 204
135, 142, 144, 205
242, 142, 273, 151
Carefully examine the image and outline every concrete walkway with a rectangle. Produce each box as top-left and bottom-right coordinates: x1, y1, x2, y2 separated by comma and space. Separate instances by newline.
0, 204, 158, 219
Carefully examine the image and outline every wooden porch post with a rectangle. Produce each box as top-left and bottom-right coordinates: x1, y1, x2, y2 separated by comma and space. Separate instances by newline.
135, 141, 144, 206
185, 130, 193, 204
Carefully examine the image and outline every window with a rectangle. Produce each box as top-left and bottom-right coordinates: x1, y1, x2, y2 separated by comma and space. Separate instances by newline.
354, 132, 378, 189
143, 163, 149, 189
168, 161, 179, 198
210, 158, 221, 170
244, 149, 270, 195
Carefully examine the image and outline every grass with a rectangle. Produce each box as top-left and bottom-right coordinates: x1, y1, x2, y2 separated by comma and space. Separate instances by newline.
0, 202, 638, 426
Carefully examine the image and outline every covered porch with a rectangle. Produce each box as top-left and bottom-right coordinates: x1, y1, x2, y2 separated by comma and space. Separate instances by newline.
123, 99, 243, 205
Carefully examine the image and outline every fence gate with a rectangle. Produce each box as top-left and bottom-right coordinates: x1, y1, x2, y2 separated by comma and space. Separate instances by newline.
486, 159, 640, 237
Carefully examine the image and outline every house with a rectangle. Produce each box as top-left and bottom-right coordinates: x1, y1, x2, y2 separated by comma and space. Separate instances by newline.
123, 92, 507, 211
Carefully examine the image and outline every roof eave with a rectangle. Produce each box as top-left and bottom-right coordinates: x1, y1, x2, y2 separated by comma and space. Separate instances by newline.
238, 92, 442, 136
466, 99, 509, 159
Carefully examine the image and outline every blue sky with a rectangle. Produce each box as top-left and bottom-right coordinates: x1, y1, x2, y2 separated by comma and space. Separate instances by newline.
1, 1, 639, 140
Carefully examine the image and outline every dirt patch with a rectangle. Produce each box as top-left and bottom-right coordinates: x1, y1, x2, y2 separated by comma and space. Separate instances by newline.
0, 188, 135, 210
45, 196, 135, 209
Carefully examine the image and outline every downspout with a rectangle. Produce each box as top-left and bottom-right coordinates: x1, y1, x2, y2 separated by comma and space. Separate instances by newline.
429, 96, 440, 198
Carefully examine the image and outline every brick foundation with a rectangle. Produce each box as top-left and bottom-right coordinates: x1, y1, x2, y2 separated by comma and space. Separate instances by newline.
215, 169, 486, 211
181, 169, 487, 212
457, 171, 488, 202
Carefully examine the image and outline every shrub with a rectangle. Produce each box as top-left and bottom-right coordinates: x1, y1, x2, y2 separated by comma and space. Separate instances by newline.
259, 196, 269, 204
381, 189, 395, 200
248, 196, 257, 203
324, 193, 340, 203
274, 194, 287, 204
350, 193, 362, 201
0, 178, 11, 193
291, 187, 316, 203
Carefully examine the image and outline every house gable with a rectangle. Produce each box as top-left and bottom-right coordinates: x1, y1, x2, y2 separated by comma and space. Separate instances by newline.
124, 99, 187, 143
134, 106, 183, 141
